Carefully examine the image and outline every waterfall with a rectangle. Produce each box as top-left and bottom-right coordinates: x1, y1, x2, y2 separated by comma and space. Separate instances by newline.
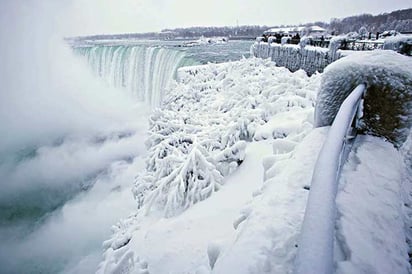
74, 45, 196, 107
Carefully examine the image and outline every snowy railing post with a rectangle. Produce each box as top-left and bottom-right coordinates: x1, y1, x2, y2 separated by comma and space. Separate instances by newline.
294, 84, 366, 274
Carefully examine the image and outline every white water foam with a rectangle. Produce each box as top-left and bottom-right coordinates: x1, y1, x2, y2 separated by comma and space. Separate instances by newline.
75, 45, 197, 107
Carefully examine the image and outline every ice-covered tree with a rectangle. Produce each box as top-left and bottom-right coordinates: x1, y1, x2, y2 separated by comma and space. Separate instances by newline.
358, 26, 368, 39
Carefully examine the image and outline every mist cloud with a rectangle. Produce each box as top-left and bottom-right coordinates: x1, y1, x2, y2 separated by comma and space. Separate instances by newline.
0, 1, 149, 273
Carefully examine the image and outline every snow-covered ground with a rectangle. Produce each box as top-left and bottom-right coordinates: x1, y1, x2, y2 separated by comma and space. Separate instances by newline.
97, 57, 411, 274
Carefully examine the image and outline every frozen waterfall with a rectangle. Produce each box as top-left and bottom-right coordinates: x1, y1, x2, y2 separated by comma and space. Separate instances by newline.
75, 45, 197, 107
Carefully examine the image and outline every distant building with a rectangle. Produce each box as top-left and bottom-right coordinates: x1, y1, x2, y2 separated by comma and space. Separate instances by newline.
159, 30, 177, 40
264, 25, 327, 38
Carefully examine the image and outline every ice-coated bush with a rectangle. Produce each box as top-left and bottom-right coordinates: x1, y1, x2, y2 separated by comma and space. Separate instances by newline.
315, 50, 412, 146
133, 58, 318, 217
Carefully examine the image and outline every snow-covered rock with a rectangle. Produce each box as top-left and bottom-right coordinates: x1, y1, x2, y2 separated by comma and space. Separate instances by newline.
315, 50, 412, 147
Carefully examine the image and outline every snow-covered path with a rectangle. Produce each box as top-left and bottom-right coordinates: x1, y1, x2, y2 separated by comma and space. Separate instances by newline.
335, 135, 411, 274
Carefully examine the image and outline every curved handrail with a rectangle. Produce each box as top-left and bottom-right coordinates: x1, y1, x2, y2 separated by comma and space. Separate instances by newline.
294, 84, 366, 274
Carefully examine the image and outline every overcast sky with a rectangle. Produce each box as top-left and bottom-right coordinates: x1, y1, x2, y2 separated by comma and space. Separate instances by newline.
2, 0, 411, 36
60, 0, 411, 35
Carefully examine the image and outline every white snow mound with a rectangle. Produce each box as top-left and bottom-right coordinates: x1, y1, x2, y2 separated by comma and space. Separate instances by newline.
315, 50, 412, 146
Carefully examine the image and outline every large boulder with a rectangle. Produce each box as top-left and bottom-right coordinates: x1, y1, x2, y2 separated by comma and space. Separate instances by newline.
315, 50, 412, 147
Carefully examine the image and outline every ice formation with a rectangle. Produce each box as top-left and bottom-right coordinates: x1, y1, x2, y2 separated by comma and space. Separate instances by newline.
74, 45, 196, 107
251, 41, 341, 75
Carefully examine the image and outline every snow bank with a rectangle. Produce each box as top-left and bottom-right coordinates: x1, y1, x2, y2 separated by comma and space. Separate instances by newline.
315, 50, 412, 147
383, 35, 412, 56
98, 57, 321, 273
213, 127, 328, 274
251, 42, 341, 75
335, 135, 411, 274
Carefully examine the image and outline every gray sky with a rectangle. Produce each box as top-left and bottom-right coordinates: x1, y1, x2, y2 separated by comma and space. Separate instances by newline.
62, 0, 411, 35
5, 0, 412, 36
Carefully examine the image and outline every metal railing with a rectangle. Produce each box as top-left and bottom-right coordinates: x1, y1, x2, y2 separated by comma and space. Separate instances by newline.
294, 84, 366, 274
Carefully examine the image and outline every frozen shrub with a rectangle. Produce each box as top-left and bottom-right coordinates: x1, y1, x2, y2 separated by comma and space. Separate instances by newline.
133, 58, 318, 217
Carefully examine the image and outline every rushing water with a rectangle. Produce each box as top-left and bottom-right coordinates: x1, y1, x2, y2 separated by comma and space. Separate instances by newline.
72, 39, 252, 107
73, 46, 195, 107
0, 36, 253, 274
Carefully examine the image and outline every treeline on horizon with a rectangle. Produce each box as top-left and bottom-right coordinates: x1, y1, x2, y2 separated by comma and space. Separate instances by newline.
163, 8, 412, 37
329, 8, 412, 34
72, 8, 411, 40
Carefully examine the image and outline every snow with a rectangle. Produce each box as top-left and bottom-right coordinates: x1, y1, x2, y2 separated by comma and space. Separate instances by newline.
213, 128, 328, 274
97, 56, 412, 274
335, 135, 411, 274
281, 36, 291, 45
315, 50, 412, 147
98, 57, 321, 273
294, 84, 366, 274
133, 58, 319, 217
183, 36, 228, 47
383, 34, 412, 55
263, 26, 326, 35
328, 35, 348, 59
101, 141, 274, 274
264, 26, 305, 34
251, 42, 341, 75
310, 26, 326, 32
400, 130, 412, 258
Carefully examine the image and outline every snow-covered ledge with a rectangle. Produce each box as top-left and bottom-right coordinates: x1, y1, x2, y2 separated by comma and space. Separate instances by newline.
250, 42, 341, 75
